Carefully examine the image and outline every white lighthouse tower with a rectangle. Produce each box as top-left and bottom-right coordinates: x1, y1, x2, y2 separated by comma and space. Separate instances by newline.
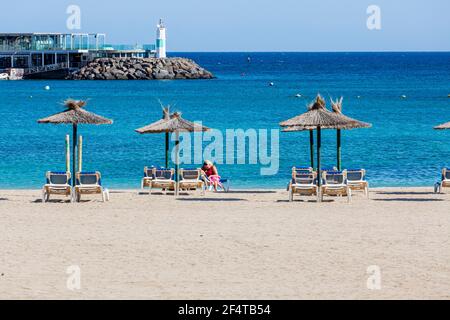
156, 19, 167, 58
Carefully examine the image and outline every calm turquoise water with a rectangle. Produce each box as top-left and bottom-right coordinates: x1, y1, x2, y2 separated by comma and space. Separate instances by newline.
1, 52, 450, 189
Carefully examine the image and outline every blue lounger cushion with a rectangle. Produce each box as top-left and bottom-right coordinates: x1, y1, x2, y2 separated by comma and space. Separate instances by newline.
325, 171, 343, 175
77, 172, 102, 186
47, 172, 71, 185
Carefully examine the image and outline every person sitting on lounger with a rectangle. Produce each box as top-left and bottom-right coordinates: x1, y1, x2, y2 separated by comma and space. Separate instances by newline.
201, 160, 221, 192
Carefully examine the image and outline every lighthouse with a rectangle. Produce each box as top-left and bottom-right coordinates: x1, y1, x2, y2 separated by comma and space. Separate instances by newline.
156, 19, 166, 58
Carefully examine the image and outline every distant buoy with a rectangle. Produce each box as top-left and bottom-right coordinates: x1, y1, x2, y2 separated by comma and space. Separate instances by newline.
44, 86, 50, 91
357, 96, 362, 99
295, 94, 302, 98
269, 82, 274, 87
447, 94, 450, 98
401, 95, 407, 99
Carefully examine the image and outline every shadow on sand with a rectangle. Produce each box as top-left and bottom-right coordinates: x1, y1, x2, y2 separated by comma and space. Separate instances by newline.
138, 192, 177, 196
372, 198, 444, 202
138, 190, 276, 197
227, 191, 277, 195
276, 199, 334, 203
375, 191, 437, 196
177, 198, 247, 202
32, 199, 73, 204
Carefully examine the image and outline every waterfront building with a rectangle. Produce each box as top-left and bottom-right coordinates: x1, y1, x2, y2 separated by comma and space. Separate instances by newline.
0, 32, 156, 77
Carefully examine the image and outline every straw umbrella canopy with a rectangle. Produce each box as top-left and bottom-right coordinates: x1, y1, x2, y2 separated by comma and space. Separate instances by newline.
434, 122, 450, 130
135, 107, 209, 134
280, 95, 353, 201
38, 99, 113, 186
135, 108, 210, 195
330, 97, 372, 170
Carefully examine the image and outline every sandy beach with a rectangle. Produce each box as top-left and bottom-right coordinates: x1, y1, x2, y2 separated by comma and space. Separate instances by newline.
0, 187, 449, 300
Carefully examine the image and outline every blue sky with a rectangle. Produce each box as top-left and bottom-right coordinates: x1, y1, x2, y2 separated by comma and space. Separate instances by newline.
1, 0, 449, 51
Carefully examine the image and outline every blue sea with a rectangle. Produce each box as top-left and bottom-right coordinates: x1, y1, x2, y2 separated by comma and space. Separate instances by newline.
1, 52, 450, 189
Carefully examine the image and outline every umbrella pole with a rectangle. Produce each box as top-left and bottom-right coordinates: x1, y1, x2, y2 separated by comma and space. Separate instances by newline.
337, 129, 341, 171
65, 135, 70, 173
165, 132, 169, 168
78, 135, 83, 173
175, 131, 180, 196
72, 124, 78, 187
317, 126, 322, 203
309, 130, 314, 169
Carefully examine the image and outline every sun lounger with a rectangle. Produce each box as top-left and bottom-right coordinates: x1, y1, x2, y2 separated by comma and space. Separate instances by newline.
149, 168, 176, 195
321, 170, 352, 203
141, 166, 156, 190
288, 169, 318, 202
203, 175, 231, 193
434, 168, 450, 193
287, 166, 313, 188
74, 171, 110, 202
218, 178, 231, 192
42, 171, 73, 203
179, 169, 206, 195
141, 166, 169, 188
293, 166, 314, 175
346, 169, 369, 198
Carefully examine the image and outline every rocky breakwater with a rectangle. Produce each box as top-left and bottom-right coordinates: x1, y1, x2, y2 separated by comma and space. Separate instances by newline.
69, 57, 214, 80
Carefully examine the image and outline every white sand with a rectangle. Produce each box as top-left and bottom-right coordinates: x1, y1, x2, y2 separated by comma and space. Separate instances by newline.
0, 187, 449, 300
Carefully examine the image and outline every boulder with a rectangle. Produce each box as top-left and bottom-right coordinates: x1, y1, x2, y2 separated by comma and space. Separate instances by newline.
144, 67, 153, 75
153, 69, 169, 79
68, 57, 214, 80
103, 72, 116, 80
134, 70, 147, 79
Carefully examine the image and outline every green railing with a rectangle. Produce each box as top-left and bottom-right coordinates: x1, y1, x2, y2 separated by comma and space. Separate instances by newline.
103, 44, 156, 51
1, 43, 156, 52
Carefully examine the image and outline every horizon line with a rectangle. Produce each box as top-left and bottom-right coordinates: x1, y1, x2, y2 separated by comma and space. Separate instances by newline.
168, 50, 450, 53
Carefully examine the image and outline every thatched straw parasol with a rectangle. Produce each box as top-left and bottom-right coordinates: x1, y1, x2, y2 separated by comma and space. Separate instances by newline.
434, 122, 450, 130
280, 95, 358, 201
280, 95, 343, 201
330, 97, 372, 170
135, 108, 209, 134
135, 106, 210, 195
38, 99, 113, 186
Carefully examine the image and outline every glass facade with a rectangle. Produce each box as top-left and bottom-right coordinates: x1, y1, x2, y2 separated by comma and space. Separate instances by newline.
0, 33, 156, 71
0, 55, 12, 68
0, 33, 107, 51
